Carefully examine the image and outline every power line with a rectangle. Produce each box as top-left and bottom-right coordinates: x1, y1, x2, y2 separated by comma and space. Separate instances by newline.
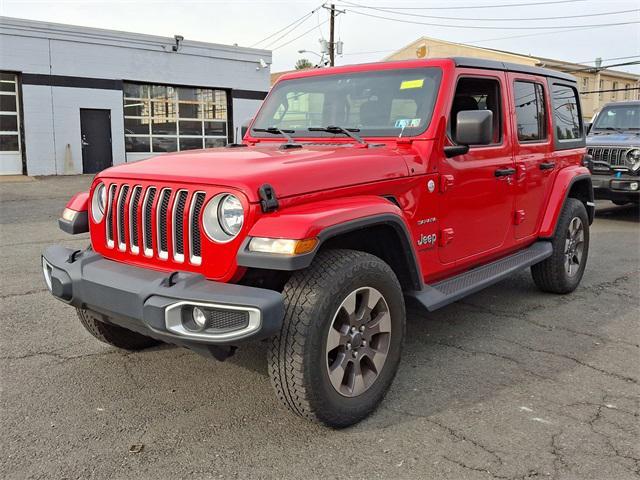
335, 0, 587, 11
344, 8, 640, 30
572, 55, 640, 65
560, 60, 640, 73
337, 0, 637, 21
249, 4, 323, 48
580, 87, 640, 94
271, 18, 330, 51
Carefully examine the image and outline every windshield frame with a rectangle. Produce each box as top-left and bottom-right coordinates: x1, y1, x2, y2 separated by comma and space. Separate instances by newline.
250, 66, 443, 140
592, 103, 640, 131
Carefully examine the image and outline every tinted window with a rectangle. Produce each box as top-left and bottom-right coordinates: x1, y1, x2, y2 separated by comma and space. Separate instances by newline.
514, 81, 546, 142
253, 68, 442, 138
552, 84, 581, 140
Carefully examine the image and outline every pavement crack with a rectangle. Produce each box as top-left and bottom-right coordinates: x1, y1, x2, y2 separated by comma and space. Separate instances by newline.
490, 336, 638, 385
435, 341, 554, 381
0, 288, 48, 299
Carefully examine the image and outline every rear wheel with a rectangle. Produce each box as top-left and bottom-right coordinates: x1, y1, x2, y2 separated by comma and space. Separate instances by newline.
531, 198, 589, 294
268, 249, 405, 428
76, 308, 161, 350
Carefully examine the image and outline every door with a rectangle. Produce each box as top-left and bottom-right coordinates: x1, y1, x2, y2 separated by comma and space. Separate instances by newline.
508, 74, 556, 240
438, 72, 516, 265
80, 109, 112, 173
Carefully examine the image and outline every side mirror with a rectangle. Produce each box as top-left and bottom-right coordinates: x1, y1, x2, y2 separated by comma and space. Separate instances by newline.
456, 110, 493, 145
240, 118, 253, 140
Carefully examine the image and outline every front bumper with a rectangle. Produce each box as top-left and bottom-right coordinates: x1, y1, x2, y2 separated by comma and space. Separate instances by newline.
591, 174, 640, 202
42, 245, 285, 353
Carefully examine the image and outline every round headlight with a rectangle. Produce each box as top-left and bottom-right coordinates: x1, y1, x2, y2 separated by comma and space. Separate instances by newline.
91, 183, 107, 222
626, 148, 640, 172
218, 194, 244, 236
202, 193, 244, 243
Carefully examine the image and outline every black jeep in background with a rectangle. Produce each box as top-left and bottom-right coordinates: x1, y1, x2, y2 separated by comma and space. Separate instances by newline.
587, 101, 640, 205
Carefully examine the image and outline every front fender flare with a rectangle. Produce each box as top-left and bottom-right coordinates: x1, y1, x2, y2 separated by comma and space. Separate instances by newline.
236, 196, 422, 288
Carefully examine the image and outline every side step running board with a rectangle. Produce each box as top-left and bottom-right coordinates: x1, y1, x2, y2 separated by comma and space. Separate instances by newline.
409, 241, 553, 312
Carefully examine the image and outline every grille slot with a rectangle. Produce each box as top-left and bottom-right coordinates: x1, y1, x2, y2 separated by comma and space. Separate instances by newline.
105, 184, 117, 248
129, 186, 142, 254
189, 192, 206, 265
172, 190, 188, 262
157, 188, 172, 260
116, 185, 130, 251
142, 187, 157, 257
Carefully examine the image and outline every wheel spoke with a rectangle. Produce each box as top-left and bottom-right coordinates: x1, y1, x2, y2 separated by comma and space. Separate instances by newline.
365, 288, 382, 311
361, 346, 386, 373
341, 291, 357, 317
349, 359, 366, 396
328, 353, 349, 391
367, 311, 391, 336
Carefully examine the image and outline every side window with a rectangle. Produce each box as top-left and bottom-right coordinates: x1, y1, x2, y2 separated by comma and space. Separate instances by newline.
513, 81, 547, 142
551, 84, 581, 141
450, 77, 502, 144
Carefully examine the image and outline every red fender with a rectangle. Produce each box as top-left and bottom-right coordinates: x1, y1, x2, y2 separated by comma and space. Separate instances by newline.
65, 191, 89, 213
247, 195, 407, 240
539, 166, 592, 238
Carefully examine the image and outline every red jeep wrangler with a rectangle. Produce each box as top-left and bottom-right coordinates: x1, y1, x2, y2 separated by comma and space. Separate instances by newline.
43, 57, 593, 427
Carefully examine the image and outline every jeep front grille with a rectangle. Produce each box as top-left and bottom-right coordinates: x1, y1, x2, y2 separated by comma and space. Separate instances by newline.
587, 147, 632, 171
104, 183, 205, 265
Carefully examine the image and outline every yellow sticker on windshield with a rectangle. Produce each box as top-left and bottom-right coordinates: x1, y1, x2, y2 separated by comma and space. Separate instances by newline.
400, 79, 424, 90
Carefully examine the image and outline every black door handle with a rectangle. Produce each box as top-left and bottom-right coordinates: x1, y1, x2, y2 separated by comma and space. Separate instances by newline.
495, 167, 516, 177
539, 162, 556, 171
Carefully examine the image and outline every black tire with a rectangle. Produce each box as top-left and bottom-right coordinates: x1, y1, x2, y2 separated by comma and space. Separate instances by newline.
76, 308, 161, 350
268, 249, 405, 428
531, 198, 589, 294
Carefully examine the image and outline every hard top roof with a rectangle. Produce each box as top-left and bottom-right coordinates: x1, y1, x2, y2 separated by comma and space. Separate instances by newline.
452, 57, 577, 83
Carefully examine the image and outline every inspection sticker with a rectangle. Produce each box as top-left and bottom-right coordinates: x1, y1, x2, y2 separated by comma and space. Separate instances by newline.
395, 118, 421, 128
400, 79, 424, 90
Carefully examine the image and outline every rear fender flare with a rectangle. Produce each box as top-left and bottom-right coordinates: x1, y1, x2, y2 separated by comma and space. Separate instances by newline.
539, 167, 594, 238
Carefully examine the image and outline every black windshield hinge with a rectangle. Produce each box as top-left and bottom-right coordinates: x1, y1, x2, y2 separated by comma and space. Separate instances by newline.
258, 184, 279, 213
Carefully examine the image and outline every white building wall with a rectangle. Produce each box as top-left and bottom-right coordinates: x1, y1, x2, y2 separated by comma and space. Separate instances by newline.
0, 17, 271, 175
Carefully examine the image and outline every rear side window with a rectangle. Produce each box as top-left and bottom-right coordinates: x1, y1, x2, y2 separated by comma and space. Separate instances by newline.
551, 84, 581, 141
513, 81, 546, 142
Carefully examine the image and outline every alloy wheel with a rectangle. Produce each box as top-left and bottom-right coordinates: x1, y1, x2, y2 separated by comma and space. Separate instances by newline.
564, 216, 585, 277
325, 287, 392, 397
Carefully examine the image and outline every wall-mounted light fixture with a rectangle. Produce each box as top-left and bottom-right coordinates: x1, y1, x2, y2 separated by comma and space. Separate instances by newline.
172, 35, 184, 52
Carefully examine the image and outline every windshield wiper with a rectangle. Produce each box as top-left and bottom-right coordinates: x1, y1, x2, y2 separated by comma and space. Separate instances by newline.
308, 126, 367, 145
252, 127, 300, 147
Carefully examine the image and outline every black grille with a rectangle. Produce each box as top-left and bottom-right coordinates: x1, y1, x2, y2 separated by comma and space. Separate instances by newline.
143, 187, 157, 251
117, 185, 130, 245
130, 186, 142, 248
174, 191, 188, 255
191, 192, 206, 258
159, 189, 171, 253
206, 308, 250, 332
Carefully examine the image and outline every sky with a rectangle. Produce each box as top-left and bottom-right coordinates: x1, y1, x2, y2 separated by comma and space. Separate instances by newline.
1, 0, 639, 75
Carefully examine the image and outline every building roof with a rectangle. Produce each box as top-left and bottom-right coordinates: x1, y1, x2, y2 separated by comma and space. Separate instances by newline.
0, 16, 272, 63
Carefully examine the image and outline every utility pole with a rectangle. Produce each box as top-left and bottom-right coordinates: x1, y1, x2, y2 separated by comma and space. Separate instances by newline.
323, 3, 344, 67
329, 4, 336, 66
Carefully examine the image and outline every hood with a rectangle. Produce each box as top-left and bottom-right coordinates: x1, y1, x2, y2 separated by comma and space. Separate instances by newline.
100, 144, 409, 202
587, 131, 640, 147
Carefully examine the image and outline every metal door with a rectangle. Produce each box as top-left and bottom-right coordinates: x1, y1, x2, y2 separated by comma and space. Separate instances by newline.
80, 109, 112, 173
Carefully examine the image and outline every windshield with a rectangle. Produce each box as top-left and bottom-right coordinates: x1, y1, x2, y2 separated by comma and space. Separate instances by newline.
252, 67, 442, 138
593, 104, 640, 130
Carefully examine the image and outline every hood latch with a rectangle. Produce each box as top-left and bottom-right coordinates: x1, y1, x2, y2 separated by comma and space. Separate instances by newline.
259, 184, 279, 213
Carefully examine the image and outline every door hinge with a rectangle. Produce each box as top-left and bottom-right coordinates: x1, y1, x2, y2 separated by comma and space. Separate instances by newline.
439, 227, 455, 246
440, 175, 454, 193
514, 210, 526, 225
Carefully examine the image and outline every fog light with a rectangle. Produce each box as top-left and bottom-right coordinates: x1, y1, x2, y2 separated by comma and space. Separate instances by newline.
192, 307, 207, 328
630, 182, 639, 191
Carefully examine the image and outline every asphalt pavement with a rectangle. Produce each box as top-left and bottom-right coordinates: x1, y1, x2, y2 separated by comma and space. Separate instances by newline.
1, 175, 638, 480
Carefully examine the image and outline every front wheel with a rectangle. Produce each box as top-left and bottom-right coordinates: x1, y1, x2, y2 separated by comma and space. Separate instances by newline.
268, 249, 405, 428
531, 198, 589, 294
